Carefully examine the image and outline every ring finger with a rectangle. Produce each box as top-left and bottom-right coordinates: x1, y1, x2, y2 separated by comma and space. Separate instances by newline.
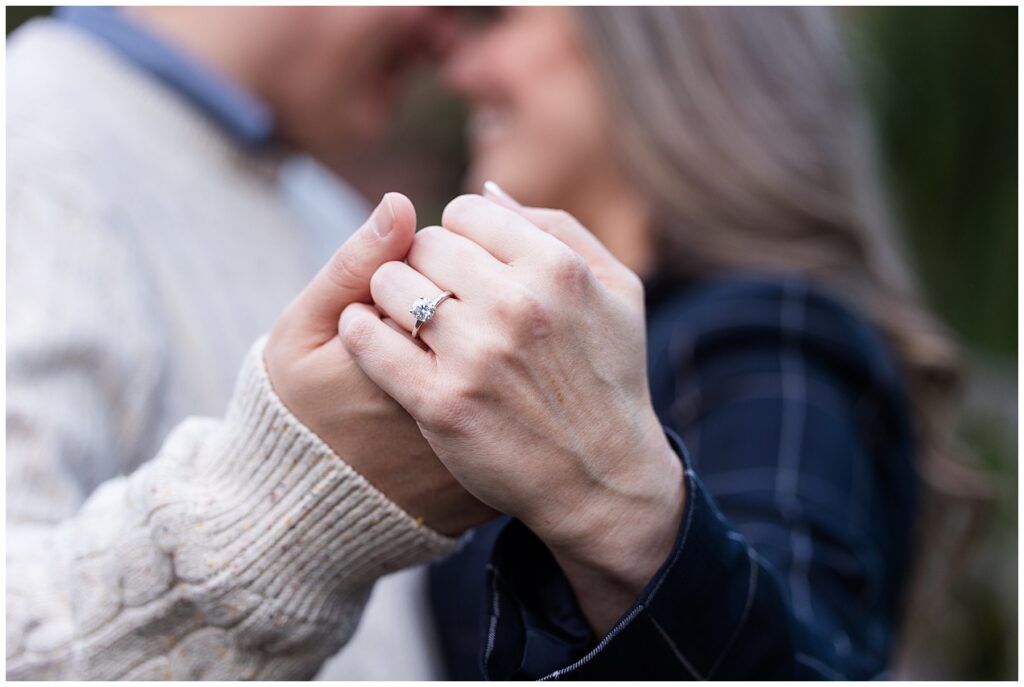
370, 260, 466, 350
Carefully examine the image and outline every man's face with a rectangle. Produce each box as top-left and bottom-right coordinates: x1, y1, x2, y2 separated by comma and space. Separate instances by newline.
268, 7, 452, 164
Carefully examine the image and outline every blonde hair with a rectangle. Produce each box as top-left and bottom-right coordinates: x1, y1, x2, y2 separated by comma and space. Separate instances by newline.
574, 4, 988, 631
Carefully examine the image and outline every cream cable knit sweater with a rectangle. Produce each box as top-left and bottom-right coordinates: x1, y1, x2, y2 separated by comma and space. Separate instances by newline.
6, 21, 456, 680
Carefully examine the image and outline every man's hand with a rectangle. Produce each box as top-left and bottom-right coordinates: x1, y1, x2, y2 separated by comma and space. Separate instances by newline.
264, 193, 495, 536
339, 194, 685, 633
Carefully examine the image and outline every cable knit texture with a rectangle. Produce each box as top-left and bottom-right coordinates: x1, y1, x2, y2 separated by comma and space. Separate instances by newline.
6, 20, 457, 680
8, 341, 456, 680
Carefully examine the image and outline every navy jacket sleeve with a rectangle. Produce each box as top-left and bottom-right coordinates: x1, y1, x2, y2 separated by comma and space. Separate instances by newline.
475, 278, 918, 680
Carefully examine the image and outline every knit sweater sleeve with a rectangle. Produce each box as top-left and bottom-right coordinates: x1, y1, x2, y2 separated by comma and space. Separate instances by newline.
8, 339, 458, 680
6, 154, 458, 680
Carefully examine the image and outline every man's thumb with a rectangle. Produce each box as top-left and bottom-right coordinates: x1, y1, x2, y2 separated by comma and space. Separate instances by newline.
299, 192, 416, 338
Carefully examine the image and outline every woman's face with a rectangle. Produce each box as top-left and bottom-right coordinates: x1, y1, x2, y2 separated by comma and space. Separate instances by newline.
442, 8, 614, 207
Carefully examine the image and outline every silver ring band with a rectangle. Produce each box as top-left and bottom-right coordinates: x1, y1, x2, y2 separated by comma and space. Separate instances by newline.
410, 291, 454, 339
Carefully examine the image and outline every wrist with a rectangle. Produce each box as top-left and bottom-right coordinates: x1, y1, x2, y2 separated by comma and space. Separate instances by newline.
557, 440, 684, 583
533, 424, 686, 633
182, 338, 459, 586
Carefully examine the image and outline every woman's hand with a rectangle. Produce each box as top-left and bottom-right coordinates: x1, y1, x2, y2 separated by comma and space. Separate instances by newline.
264, 193, 495, 536
339, 194, 685, 633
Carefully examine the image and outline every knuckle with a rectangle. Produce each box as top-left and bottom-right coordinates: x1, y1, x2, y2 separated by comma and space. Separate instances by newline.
421, 385, 475, 433
415, 224, 446, 243
494, 285, 536, 319
623, 269, 645, 298
493, 286, 554, 341
409, 226, 446, 261
325, 245, 367, 292
535, 208, 581, 236
475, 335, 517, 367
442, 194, 486, 227
369, 260, 403, 295
339, 315, 375, 354
549, 208, 577, 228
547, 247, 591, 288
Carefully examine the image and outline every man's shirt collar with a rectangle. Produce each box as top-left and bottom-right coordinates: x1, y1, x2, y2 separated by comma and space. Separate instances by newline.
56, 6, 275, 146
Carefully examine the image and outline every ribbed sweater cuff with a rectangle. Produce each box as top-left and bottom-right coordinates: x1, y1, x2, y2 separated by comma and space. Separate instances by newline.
172, 337, 459, 620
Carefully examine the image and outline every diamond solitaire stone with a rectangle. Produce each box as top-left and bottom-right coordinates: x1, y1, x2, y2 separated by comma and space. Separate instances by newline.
410, 297, 436, 322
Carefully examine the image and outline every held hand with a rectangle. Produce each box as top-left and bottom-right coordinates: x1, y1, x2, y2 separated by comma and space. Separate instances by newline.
264, 193, 495, 536
339, 194, 685, 632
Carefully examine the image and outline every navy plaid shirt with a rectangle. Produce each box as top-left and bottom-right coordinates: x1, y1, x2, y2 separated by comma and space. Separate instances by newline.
429, 275, 917, 680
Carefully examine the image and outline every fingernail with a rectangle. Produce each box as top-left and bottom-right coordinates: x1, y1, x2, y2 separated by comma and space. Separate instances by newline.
371, 193, 396, 239
483, 180, 522, 208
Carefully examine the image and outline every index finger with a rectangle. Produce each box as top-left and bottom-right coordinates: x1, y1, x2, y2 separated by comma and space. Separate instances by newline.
441, 194, 563, 264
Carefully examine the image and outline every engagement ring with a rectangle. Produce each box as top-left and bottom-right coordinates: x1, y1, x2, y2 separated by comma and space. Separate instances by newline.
410, 291, 454, 339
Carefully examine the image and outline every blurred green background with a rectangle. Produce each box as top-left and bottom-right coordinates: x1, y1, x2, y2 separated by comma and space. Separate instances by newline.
7, 5, 1017, 679
850, 9, 1017, 680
